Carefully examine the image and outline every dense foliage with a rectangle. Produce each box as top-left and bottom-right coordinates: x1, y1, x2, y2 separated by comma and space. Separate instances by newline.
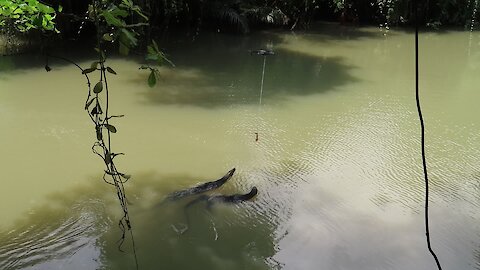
0, 0, 60, 32
1, 0, 478, 45
132, 0, 479, 30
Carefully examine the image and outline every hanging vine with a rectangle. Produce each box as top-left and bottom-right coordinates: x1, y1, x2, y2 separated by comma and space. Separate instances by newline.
414, 1, 443, 269
43, 1, 155, 269
44, 48, 139, 269
83, 1, 140, 268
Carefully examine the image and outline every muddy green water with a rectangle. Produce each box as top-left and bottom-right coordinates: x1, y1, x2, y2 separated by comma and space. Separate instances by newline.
1, 25, 480, 270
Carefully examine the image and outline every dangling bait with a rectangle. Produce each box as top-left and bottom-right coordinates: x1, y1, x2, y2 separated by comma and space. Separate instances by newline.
250, 49, 275, 142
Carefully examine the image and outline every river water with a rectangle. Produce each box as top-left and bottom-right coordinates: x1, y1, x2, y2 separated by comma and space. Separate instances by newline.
1, 24, 479, 270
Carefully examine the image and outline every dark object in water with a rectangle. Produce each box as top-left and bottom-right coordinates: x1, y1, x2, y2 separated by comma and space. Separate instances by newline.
164, 168, 236, 201
186, 186, 258, 209
249, 49, 275, 56
209, 186, 258, 204
173, 186, 258, 235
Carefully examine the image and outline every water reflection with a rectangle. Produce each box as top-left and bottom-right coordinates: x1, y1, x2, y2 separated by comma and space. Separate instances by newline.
0, 182, 108, 270
1, 24, 480, 270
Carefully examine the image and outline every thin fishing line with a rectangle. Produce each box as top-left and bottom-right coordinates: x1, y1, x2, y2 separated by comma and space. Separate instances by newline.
256, 54, 267, 142
414, 1, 443, 269
259, 56, 267, 105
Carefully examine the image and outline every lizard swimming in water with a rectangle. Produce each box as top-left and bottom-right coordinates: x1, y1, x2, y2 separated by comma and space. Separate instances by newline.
186, 186, 258, 208
172, 187, 258, 235
163, 168, 258, 235
164, 168, 236, 202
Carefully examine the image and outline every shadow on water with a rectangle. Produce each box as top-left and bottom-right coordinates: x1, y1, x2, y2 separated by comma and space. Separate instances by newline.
1, 29, 360, 108
0, 41, 99, 73
136, 53, 358, 108
134, 32, 359, 108
0, 172, 279, 270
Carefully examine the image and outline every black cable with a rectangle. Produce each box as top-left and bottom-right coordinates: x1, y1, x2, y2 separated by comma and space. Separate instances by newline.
414, 1, 443, 269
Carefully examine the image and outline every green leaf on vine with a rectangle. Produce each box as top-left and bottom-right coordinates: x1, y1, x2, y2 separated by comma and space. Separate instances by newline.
120, 28, 138, 46
106, 67, 117, 75
148, 69, 156, 87
105, 124, 117, 133
102, 10, 125, 27
82, 67, 96, 74
94, 81, 103, 93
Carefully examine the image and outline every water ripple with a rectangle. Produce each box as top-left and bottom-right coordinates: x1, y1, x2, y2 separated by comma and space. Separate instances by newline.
0, 204, 105, 270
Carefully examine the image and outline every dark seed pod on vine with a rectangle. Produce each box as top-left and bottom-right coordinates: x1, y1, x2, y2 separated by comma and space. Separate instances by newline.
91, 103, 103, 115
82, 67, 97, 74
104, 124, 117, 133
106, 67, 117, 75
94, 81, 103, 93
